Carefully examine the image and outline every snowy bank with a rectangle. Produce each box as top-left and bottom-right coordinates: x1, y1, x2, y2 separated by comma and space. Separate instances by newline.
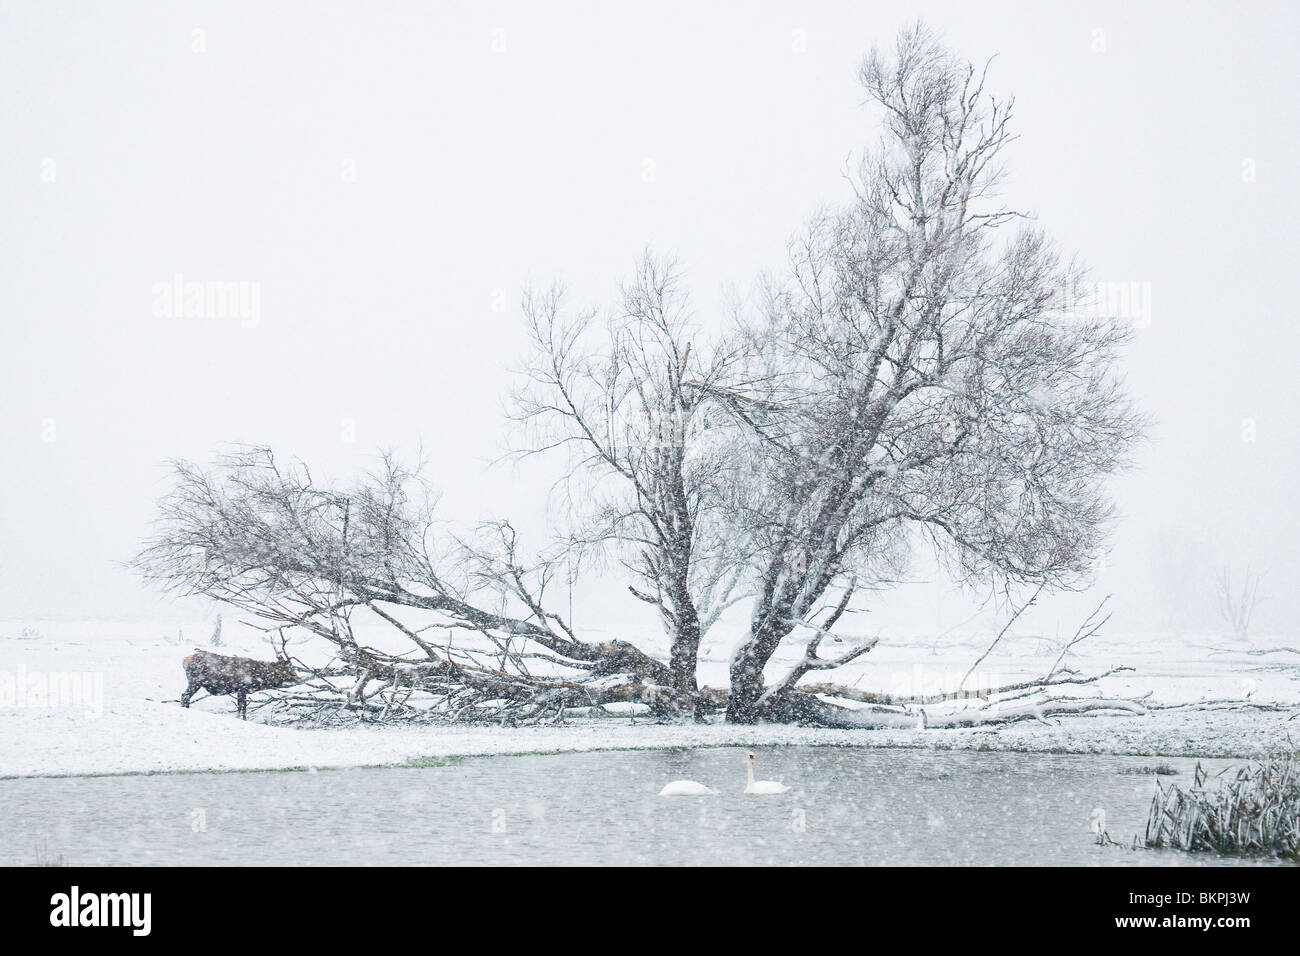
2, 617, 1296, 778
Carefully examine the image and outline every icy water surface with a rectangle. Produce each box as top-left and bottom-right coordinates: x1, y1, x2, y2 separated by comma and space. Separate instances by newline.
2, 747, 1288, 866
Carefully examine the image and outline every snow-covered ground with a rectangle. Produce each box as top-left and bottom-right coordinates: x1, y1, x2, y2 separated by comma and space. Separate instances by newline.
2, 616, 1296, 778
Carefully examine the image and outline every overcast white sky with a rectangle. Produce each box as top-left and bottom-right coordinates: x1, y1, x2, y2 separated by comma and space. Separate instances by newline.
3, 1, 1297, 640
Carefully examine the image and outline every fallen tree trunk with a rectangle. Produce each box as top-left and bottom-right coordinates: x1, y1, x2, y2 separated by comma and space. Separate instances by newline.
749, 686, 1148, 729
133, 449, 702, 725
798, 666, 1135, 707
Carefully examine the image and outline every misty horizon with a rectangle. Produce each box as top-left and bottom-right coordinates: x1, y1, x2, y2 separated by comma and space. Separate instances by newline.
4, 1, 1297, 643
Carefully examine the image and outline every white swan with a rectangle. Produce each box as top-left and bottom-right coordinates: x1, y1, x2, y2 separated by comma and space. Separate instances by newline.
659, 779, 717, 796
745, 752, 791, 794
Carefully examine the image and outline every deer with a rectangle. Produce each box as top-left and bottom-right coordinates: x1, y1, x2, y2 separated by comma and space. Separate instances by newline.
180, 648, 298, 719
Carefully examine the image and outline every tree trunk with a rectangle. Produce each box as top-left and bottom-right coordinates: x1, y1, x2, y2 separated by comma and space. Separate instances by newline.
668, 607, 705, 720
726, 622, 786, 723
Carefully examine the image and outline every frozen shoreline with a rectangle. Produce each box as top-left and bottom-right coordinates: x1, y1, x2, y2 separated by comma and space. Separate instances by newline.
4, 704, 1295, 780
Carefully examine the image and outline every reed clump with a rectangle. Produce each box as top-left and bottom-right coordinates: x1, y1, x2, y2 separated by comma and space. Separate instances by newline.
1145, 751, 1300, 860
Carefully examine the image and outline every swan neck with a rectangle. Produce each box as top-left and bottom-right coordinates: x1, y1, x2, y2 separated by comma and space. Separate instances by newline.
746, 762, 755, 785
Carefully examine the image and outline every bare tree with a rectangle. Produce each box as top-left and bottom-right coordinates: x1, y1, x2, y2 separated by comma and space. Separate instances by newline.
133, 447, 677, 723
509, 252, 755, 717
711, 24, 1147, 723
133, 27, 1149, 731
1215, 564, 1267, 641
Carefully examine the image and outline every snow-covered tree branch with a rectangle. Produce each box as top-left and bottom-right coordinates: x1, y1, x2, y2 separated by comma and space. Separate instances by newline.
133, 447, 679, 722
715, 24, 1147, 722
508, 251, 757, 717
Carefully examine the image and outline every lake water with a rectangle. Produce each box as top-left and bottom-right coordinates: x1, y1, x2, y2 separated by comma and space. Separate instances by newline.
2, 747, 1288, 866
